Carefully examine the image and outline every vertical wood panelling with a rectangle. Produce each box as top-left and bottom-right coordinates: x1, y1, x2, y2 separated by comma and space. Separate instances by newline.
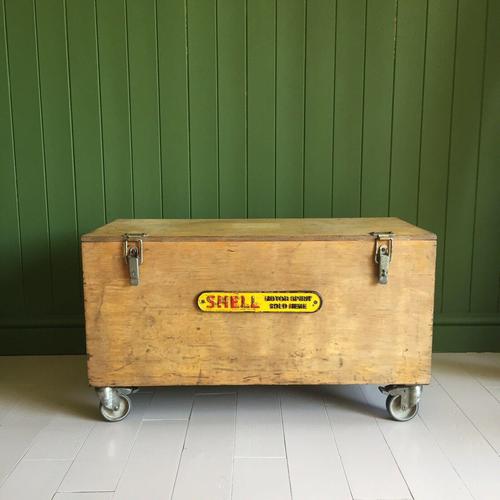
66, 0, 106, 237
127, 0, 162, 219
303, 0, 335, 217
275, 0, 305, 218
0, 0, 23, 313
157, 0, 190, 218
217, 0, 246, 218
442, 0, 488, 313
0, 0, 499, 352
247, 0, 276, 217
389, 0, 427, 224
332, 0, 366, 217
4, 0, 52, 313
36, 0, 81, 313
470, 0, 500, 314
360, 0, 396, 217
96, 0, 133, 221
418, 0, 457, 312
187, 0, 219, 218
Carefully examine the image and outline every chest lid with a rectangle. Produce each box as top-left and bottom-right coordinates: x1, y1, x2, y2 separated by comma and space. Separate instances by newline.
81, 217, 436, 242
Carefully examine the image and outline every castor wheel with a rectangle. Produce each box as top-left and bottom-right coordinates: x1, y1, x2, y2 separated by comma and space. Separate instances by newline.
95, 387, 132, 422
99, 394, 131, 422
385, 394, 419, 421
379, 384, 422, 422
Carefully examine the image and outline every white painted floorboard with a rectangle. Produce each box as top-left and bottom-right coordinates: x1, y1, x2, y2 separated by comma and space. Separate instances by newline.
0, 393, 54, 486
324, 385, 411, 500
0, 354, 499, 499
489, 386, 500, 403
143, 387, 195, 421
58, 394, 152, 493
280, 388, 352, 500
435, 353, 500, 392
24, 417, 95, 461
172, 393, 236, 500
419, 378, 500, 499
234, 387, 285, 458
113, 420, 187, 500
361, 385, 473, 500
0, 459, 70, 500
432, 360, 500, 454
53, 494, 113, 500
232, 457, 291, 500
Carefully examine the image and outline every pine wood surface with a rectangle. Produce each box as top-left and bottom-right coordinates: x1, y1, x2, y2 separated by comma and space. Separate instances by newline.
82, 231, 436, 387
81, 217, 436, 242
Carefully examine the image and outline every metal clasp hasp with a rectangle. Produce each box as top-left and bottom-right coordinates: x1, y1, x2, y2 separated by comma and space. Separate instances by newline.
122, 233, 146, 286
371, 232, 394, 285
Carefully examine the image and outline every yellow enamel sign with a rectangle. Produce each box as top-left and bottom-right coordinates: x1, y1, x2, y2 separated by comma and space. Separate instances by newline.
197, 292, 322, 313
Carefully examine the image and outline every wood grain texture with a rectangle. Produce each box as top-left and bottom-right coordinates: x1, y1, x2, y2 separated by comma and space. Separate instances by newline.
82, 222, 436, 387
82, 217, 435, 242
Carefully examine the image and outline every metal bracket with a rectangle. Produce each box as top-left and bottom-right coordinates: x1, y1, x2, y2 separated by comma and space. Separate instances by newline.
371, 232, 394, 284
122, 233, 146, 286
96, 387, 121, 411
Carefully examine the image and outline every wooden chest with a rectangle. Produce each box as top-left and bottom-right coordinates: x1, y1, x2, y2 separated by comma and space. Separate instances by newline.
82, 218, 436, 421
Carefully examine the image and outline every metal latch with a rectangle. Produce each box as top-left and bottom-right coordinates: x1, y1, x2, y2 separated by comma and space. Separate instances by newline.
371, 232, 393, 284
122, 233, 146, 286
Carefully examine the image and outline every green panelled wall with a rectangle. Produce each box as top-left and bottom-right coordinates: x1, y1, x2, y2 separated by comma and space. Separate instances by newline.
1, 0, 499, 354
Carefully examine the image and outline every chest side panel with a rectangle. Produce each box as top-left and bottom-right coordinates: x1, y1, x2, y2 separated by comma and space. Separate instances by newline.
82, 239, 436, 386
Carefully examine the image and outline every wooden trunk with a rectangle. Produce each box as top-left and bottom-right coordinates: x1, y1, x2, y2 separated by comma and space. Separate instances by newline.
81, 218, 436, 387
